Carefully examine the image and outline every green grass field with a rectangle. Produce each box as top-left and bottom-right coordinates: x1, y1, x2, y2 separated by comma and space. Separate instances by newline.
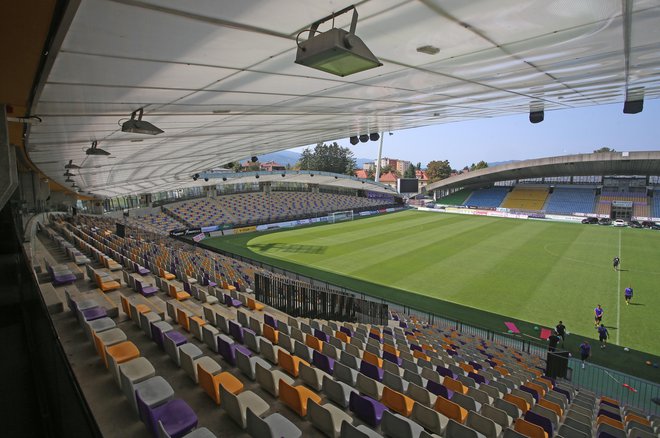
204, 210, 660, 381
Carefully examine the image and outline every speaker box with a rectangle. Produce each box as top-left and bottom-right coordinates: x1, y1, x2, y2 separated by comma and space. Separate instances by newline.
545, 351, 569, 379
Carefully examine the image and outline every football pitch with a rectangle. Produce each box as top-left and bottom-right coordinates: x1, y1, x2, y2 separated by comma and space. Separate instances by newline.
204, 210, 660, 379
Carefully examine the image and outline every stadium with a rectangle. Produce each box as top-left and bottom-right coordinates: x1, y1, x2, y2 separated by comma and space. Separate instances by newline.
2, 1, 660, 438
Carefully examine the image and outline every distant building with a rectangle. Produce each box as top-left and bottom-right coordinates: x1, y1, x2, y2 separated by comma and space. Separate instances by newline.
376, 157, 410, 175
415, 170, 429, 189
260, 161, 285, 171
378, 171, 398, 189
354, 169, 369, 179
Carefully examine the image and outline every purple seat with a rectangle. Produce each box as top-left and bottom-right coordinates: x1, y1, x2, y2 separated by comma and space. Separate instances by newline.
426, 380, 453, 399
600, 400, 619, 410
468, 371, 488, 386
263, 314, 278, 330
520, 385, 539, 403
349, 392, 387, 427
224, 294, 242, 308
151, 399, 197, 438
524, 410, 553, 437
382, 351, 402, 366
383, 329, 392, 336
81, 306, 107, 321
468, 361, 483, 371
312, 350, 335, 374
339, 326, 353, 337
597, 409, 622, 422
446, 349, 458, 356
436, 365, 456, 379
359, 360, 384, 382
151, 323, 172, 348
135, 377, 175, 435
136, 279, 157, 297
50, 267, 77, 285
133, 262, 150, 276
228, 320, 245, 344
164, 330, 187, 347
410, 344, 422, 352
314, 329, 330, 343
183, 282, 191, 293
217, 335, 240, 365
368, 332, 383, 343
399, 321, 408, 328
552, 387, 571, 402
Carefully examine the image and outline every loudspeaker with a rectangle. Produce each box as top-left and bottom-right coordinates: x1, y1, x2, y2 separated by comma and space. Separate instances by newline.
623, 99, 643, 114
545, 351, 569, 379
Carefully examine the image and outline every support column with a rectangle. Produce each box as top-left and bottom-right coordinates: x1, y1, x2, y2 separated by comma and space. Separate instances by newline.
0, 106, 19, 211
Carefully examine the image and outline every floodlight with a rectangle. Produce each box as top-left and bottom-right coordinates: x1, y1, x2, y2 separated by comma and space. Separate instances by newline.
529, 110, 544, 124
192, 173, 199, 181
204, 178, 209, 182
222, 177, 227, 182
65, 177, 74, 183
624, 87, 644, 114
359, 134, 369, 143
63, 170, 76, 177
65, 159, 80, 169
121, 108, 163, 135
255, 174, 259, 179
251, 156, 258, 163
86, 140, 110, 156
295, 6, 382, 77
350, 136, 359, 145
369, 132, 380, 141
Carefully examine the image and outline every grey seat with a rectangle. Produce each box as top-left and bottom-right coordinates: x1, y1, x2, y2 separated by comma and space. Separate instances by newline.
411, 402, 449, 436
294, 339, 313, 362
236, 348, 271, 380
382, 410, 424, 438
334, 362, 358, 386
403, 368, 425, 387
383, 370, 408, 393
627, 427, 657, 438
255, 361, 293, 397
236, 310, 249, 327
407, 382, 437, 407
322, 376, 355, 408
531, 404, 558, 428
340, 351, 360, 369
356, 372, 384, 400
220, 385, 269, 429
562, 416, 592, 436
202, 324, 220, 352
494, 398, 521, 420
244, 330, 263, 353
308, 399, 354, 438
260, 338, 282, 365
246, 407, 302, 438
452, 392, 481, 413
339, 421, 384, 438
481, 404, 512, 429
300, 362, 331, 391
444, 419, 486, 438
566, 409, 591, 425
502, 428, 527, 438
466, 410, 502, 438
557, 423, 588, 438
179, 343, 203, 382
467, 387, 492, 406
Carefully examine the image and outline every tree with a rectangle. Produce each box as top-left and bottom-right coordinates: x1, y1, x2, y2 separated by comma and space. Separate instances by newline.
594, 147, 615, 153
296, 142, 357, 175
404, 163, 416, 178
416, 162, 422, 170
426, 160, 452, 182
470, 160, 488, 171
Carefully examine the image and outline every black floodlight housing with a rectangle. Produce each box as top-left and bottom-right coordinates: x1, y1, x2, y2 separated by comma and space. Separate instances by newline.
86, 140, 111, 156
63, 170, 76, 177
359, 134, 369, 143
369, 132, 380, 141
529, 101, 544, 124
251, 156, 258, 163
122, 108, 163, 135
65, 159, 81, 169
295, 6, 382, 77
349, 136, 359, 145
624, 87, 644, 114
65, 177, 74, 183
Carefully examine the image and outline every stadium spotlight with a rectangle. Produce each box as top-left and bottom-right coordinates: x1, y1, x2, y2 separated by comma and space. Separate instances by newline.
624, 87, 644, 114
359, 134, 369, 143
310, 173, 314, 177
204, 178, 209, 182
85, 140, 110, 156
222, 177, 227, 182
281, 173, 286, 177
369, 132, 380, 141
529, 101, 544, 124
63, 170, 76, 177
64, 159, 80, 169
251, 156, 258, 163
192, 173, 199, 181
294, 5, 382, 77
65, 177, 74, 183
121, 108, 163, 135
349, 136, 359, 145
255, 174, 259, 179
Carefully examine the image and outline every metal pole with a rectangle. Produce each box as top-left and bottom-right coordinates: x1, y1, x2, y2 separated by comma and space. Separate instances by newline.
375, 131, 384, 182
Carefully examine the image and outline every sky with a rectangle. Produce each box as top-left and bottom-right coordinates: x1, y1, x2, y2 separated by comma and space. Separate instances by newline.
291, 99, 660, 170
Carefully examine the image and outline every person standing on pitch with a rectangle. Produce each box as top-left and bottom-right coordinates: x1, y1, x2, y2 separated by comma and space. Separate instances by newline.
624, 286, 633, 305
598, 324, 609, 349
579, 340, 591, 368
556, 321, 567, 346
594, 304, 604, 328
613, 256, 620, 271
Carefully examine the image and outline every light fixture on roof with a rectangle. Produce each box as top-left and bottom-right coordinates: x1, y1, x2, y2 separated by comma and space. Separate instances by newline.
86, 140, 111, 156
359, 134, 369, 143
192, 174, 199, 181
623, 87, 644, 114
350, 136, 359, 145
63, 170, 76, 177
65, 177, 74, 183
251, 156, 258, 163
204, 178, 209, 182
369, 132, 380, 141
65, 159, 81, 169
529, 102, 544, 124
121, 108, 163, 135
295, 5, 382, 77
416, 45, 440, 55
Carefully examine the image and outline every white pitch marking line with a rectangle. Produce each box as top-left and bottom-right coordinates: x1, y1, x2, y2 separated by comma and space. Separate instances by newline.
616, 229, 621, 345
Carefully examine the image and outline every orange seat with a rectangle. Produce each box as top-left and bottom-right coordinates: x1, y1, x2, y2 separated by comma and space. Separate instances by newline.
278, 379, 321, 417
537, 377, 553, 389
160, 268, 175, 280
421, 343, 436, 353
95, 274, 121, 292
120, 295, 130, 316
442, 376, 468, 395
169, 283, 190, 301
362, 351, 383, 368
459, 362, 475, 374
434, 396, 468, 424
198, 368, 244, 405
538, 398, 562, 417
93, 331, 124, 367
177, 308, 191, 332
335, 331, 350, 344
278, 350, 308, 377
247, 297, 265, 311
494, 366, 509, 376
263, 324, 279, 345
382, 386, 415, 417
625, 413, 650, 426
597, 415, 624, 430
413, 350, 430, 362
135, 303, 150, 314
105, 341, 140, 369
600, 396, 619, 407
305, 334, 323, 352
526, 382, 546, 398
514, 418, 548, 438
504, 394, 530, 414
383, 344, 399, 357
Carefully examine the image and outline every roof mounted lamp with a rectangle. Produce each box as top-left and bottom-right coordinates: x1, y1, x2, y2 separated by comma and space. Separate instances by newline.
623, 87, 644, 114
65, 159, 81, 169
86, 140, 110, 156
529, 101, 544, 124
121, 108, 164, 135
295, 5, 382, 77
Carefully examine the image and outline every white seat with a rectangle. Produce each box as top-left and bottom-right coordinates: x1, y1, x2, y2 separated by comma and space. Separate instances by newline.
220, 386, 269, 429
308, 399, 354, 438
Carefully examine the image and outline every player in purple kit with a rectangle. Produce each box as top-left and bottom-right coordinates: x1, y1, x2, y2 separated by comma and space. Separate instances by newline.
579, 340, 591, 368
624, 286, 633, 305
594, 304, 604, 327
598, 324, 609, 349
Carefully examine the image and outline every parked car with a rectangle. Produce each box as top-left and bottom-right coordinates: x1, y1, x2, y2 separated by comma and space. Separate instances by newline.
628, 220, 642, 228
598, 218, 612, 225
581, 217, 599, 224
641, 221, 660, 230
612, 219, 626, 227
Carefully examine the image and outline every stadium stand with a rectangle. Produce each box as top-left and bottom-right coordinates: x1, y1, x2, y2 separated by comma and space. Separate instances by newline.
653, 191, 660, 218
596, 192, 649, 217
542, 187, 597, 214
125, 212, 188, 235
464, 187, 510, 208
33, 212, 660, 438
500, 187, 549, 211
436, 188, 474, 206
